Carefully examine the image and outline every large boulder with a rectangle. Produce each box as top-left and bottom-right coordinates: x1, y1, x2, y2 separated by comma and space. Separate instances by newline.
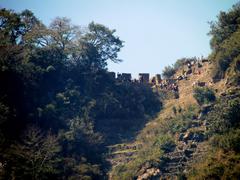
137, 168, 161, 180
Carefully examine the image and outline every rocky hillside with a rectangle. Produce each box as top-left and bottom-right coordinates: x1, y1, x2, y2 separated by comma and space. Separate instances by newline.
109, 4, 240, 179
108, 58, 240, 179
1, 3, 239, 180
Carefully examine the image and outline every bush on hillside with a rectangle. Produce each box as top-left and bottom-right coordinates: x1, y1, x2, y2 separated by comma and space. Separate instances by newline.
210, 129, 240, 152
207, 96, 240, 134
188, 150, 240, 180
154, 135, 176, 153
173, 57, 197, 70
162, 57, 197, 79
162, 65, 176, 78
225, 55, 240, 86
193, 87, 216, 105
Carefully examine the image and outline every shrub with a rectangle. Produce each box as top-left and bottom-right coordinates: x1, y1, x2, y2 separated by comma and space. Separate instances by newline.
210, 129, 240, 152
210, 16, 240, 81
154, 135, 176, 153
193, 87, 216, 105
207, 97, 240, 134
172, 106, 177, 115
111, 146, 164, 180
173, 57, 197, 70
3, 126, 61, 179
187, 150, 240, 180
165, 106, 198, 134
162, 65, 176, 78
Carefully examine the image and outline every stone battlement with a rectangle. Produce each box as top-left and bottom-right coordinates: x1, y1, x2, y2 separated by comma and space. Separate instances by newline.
108, 72, 179, 93
109, 72, 162, 84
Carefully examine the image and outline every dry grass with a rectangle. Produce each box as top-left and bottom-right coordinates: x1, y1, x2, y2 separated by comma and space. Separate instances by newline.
109, 62, 230, 179
138, 62, 226, 143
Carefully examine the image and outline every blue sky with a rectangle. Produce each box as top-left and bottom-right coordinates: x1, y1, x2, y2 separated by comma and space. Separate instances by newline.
0, 0, 239, 77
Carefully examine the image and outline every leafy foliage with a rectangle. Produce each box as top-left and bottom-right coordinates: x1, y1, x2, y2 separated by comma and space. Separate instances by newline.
188, 93, 240, 179
207, 96, 240, 134
188, 150, 240, 180
111, 140, 165, 180
162, 57, 197, 78
190, 6, 240, 178
162, 65, 176, 78
111, 106, 199, 179
208, 2, 240, 51
173, 57, 197, 70
154, 135, 176, 153
210, 129, 240, 152
3, 126, 60, 179
0, 8, 161, 179
193, 87, 216, 105
209, 3, 240, 81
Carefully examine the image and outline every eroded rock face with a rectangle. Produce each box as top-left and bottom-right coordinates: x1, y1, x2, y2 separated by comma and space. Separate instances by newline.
137, 168, 161, 180
183, 131, 194, 142
181, 131, 205, 143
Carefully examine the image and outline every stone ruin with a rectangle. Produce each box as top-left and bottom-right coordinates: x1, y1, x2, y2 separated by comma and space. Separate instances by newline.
109, 72, 163, 85
108, 72, 179, 93
139, 73, 150, 83
150, 74, 162, 85
117, 73, 132, 82
156, 74, 162, 84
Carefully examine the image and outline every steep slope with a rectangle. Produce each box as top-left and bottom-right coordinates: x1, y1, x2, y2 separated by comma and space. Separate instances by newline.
136, 62, 216, 179
109, 61, 227, 179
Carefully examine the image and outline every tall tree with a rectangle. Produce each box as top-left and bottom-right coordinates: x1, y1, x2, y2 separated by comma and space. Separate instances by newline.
3, 126, 60, 180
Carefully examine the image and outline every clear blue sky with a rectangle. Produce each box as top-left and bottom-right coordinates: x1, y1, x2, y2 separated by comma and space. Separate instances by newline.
0, 0, 239, 77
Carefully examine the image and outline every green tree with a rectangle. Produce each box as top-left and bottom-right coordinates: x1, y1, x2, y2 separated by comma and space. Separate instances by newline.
0, 8, 161, 179
81, 22, 123, 68
207, 97, 240, 134
208, 2, 240, 51
3, 126, 60, 179
162, 65, 176, 78
0, 8, 23, 45
49, 17, 80, 51
208, 2, 240, 81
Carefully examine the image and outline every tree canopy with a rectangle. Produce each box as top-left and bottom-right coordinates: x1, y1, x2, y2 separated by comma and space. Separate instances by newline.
209, 2, 240, 83
0, 8, 161, 179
